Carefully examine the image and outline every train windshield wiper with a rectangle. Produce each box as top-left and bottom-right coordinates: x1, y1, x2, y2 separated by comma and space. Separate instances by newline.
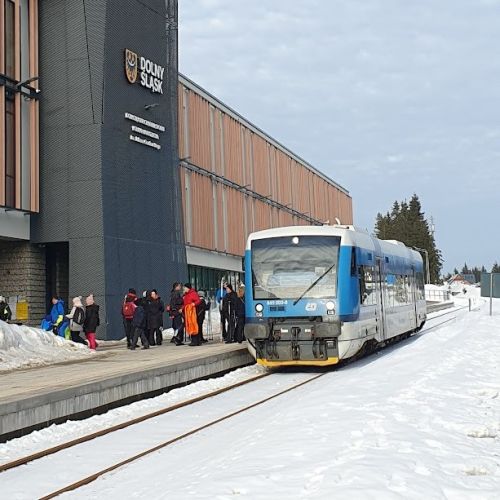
293, 263, 336, 306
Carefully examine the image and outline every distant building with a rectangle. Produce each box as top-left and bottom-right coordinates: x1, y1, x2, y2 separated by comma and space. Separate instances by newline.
447, 274, 475, 286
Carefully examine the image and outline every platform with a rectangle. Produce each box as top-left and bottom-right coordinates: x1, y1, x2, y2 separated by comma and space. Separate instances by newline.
0, 341, 254, 441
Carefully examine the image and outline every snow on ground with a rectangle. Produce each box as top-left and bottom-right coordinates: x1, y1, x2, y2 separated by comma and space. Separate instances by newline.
67, 295, 499, 499
0, 321, 95, 372
0, 364, 266, 465
2, 291, 498, 498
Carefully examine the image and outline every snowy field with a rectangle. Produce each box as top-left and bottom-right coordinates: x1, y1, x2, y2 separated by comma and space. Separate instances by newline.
1, 292, 499, 499
0, 321, 95, 371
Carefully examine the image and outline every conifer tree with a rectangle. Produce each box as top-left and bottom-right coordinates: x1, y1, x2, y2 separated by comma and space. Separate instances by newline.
374, 194, 443, 283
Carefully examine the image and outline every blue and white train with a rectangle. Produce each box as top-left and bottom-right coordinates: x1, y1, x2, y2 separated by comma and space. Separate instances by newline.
244, 225, 427, 367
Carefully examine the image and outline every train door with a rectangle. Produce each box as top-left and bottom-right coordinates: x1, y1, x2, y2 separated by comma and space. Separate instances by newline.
375, 258, 386, 341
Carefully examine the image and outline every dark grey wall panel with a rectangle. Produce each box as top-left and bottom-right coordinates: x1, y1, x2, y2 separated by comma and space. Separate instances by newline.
33, 0, 185, 339
100, 0, 185, 338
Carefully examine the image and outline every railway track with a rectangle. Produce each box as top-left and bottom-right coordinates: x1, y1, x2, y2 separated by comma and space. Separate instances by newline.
1, 371, 325, 499
40, 373, 326, 499
0, 371, 271, 473
1, 306, 467, 499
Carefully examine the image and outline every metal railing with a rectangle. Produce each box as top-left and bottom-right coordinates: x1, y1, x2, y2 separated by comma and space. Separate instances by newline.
425, 289, 451, 302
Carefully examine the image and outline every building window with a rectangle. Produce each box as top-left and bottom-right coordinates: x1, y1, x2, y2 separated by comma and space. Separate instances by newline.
4, 0, 16, 207
5, 90, 15, 207
5, 0, 15, 78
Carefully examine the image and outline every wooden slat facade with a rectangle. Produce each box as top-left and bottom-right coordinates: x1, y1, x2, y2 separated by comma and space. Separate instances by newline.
178, 76, 353, 257
0, 0, 39, 212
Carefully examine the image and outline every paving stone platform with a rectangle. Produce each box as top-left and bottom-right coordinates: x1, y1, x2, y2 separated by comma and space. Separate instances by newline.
0, 341, 253, 441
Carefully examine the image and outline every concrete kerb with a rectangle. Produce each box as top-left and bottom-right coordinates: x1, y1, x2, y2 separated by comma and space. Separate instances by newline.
0, 347, 254, 441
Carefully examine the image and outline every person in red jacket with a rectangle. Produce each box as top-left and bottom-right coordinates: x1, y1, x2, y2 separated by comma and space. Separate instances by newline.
122, 288, 137, 348
183, 283, 201, 346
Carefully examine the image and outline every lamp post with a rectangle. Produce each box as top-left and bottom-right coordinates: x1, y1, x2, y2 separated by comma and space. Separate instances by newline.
413, 246, 431, 284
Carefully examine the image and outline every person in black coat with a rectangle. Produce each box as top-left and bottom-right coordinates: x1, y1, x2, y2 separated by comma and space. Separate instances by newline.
147, 289, 164, 346
130, 297, 149, 350
234, 287, 246, 343
169, 282, 184, 346
196, 292, 210, 343
224, 284, 238, 343
142, 290, 153, 345
83, 294, 100, 350
0, 296, 12, 322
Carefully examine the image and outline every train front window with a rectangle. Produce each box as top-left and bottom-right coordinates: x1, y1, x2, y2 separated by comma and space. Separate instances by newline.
251, 236, 340, 300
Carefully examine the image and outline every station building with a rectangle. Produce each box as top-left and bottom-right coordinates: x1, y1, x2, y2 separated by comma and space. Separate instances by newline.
0, 0, 353, 338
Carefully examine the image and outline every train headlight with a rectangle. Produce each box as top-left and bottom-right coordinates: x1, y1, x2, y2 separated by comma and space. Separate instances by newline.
255, 303, 264, 313
326, 301, 335, 311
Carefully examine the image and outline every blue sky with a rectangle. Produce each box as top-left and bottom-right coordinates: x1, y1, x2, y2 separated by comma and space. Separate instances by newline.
178, 0, 500, 273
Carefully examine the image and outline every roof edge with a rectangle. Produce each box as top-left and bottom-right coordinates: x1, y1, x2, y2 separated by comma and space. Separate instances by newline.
178, 73, 350, 196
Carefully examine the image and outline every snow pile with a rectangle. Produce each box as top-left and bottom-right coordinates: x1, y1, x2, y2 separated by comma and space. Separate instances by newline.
0, 321, 95, 372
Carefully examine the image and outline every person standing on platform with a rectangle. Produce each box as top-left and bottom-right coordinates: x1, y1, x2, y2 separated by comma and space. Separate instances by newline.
183, 283, 201, 346
121, 289, 137, 348
130, 296, 149, 350
234, 286, 246, 343
83, 294, 100, 350
42, 296, 65, 335
217, 283, 228, 341
66, 296, 87, 345
147, 289, 164, 346
169, 282, 185, 346
224, 284, 238, 343
196, 291, 210, 343
0, 296, 12, 322
142, 290, 153, 345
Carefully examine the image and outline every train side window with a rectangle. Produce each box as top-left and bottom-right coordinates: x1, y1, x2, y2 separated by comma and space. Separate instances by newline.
416, 272, 425, 300
395, 275, 409, 305
350, 248, 357, 276
385, 273, 396, 308
360, 265, 377, 306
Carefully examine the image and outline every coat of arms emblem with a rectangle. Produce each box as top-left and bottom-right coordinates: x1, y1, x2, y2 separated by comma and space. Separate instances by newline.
125, 49, 138, 84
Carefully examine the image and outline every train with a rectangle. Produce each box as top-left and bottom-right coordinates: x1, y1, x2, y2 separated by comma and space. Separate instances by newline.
244, 225, 427, 367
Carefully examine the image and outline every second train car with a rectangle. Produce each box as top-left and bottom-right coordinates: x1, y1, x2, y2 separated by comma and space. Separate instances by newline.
244, 225, 426, 367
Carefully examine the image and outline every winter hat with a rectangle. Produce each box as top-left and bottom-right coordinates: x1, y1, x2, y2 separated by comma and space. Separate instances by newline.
184, 283, 192, 289
86, 294, 95, 306
73, 296, 84, 308
128, 288, 137, 295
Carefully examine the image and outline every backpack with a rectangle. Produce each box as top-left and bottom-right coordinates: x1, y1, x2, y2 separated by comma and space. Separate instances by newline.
73, 307, 85, 326
122, 301, 136, 319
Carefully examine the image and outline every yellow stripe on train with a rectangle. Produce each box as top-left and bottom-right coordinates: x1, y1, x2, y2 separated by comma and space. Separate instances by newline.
256, 357, 340, 367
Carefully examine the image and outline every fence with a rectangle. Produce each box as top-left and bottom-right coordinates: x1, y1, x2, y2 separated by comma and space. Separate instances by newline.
425, 289, 451, 302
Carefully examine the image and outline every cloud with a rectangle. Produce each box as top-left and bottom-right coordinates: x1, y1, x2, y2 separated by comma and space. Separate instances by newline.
179, 0, 500, 271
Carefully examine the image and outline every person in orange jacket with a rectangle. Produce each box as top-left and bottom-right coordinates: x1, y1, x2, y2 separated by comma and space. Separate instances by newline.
183, 283, 201, 346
